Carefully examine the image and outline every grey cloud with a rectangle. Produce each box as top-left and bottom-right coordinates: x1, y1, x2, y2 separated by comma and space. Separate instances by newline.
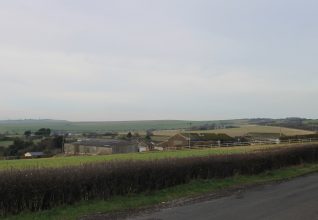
0, 0, 317, 120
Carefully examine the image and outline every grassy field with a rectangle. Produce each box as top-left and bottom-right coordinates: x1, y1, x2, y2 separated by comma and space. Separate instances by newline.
0, 142, 316, 170
0, 120, 219, 134
153, 125, 315, 137
0, 140, 14, 148
5, 162, 318, 220
0, 119, 313, 139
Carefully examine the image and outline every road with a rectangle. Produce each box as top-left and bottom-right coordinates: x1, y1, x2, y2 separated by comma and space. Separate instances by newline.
129, 174, 318, 220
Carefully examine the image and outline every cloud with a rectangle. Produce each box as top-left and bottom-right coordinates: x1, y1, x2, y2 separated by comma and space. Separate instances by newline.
0, 0, 317, 120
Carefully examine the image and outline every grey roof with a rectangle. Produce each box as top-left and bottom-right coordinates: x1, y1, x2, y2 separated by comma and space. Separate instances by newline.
76, 139, 138, 147
26, 152, 45, 156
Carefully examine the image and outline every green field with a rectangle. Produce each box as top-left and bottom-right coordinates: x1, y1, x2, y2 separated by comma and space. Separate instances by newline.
0, 120, 217, 134
0, 140, 13, 148
0, 142, 315, 170
0, 119, 314, 138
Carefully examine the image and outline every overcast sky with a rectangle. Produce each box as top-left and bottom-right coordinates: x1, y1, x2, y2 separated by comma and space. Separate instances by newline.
0, 0, 317, 121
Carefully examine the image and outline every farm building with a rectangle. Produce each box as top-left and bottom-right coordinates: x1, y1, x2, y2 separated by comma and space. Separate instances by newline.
64, 138, 149, 155
245, 132, 281, 144
157, 134, 188, 149
24, 152, 45, 158
157, 133, 234, 149
64, 143, 112, 155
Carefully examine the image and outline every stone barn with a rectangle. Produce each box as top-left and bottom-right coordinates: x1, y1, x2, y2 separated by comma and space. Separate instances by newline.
157, 133, 234, 149
64, 138, 148, 155
157, 133, 189, 149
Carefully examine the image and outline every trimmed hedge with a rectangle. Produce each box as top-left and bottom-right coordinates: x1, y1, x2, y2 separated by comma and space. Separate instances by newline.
1, 144, 318, 216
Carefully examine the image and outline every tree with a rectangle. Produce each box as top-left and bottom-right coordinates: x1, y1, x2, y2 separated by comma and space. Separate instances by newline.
24, 130, 32, 137
52, 136, 64, 149
0, 146, 5, 156
35, 128, 51, 137
4, 138, 34, 156
127, 132, 132, 139
145, 134, 152, 141
145, 129, 153, 141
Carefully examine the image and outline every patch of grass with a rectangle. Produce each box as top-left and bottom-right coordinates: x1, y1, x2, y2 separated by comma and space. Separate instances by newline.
5, 163, 318, 220
0, 141, 13, 148
0, 142, 315, 170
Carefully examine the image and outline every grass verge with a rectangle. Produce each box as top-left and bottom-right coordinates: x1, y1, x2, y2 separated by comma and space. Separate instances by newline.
4, 162, 318, 220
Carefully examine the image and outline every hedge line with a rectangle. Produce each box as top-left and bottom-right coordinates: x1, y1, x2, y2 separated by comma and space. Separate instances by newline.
1, 144, 318, 216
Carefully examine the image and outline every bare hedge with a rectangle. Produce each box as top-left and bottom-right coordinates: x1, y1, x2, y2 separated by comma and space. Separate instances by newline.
1, 144, 318, 216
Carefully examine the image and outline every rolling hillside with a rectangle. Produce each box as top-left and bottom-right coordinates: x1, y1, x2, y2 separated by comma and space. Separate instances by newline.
0, 119, 227, 134
0, 119, 316, 136
153, 125, 315, 137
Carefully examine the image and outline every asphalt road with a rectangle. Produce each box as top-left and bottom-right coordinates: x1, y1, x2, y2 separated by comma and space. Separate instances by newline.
129, 174, 318, 220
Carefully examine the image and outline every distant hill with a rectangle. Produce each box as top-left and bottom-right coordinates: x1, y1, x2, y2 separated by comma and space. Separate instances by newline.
0, 118, 316, 134
0, 119, 231, 134
248, 118, 318, 132
0, 119, 68, 124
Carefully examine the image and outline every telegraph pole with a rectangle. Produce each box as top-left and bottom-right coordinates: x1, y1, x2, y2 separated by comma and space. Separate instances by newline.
188, 122, 192, 148
62, 134, 65, 154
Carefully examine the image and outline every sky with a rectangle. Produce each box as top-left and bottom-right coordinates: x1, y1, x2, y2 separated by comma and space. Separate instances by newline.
0, 0, 317, 121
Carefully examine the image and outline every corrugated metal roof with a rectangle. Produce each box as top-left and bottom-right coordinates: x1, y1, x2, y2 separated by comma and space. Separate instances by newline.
25, 152, 45, 156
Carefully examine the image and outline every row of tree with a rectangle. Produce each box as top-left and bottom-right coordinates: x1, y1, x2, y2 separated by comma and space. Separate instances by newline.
3, 136, 63, 157
24, 128, 51, 137
124, 130, 153, 141
1, 128, 62, 157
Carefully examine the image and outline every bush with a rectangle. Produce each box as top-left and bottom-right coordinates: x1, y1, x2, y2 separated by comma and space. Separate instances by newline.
1, 144, 318, 216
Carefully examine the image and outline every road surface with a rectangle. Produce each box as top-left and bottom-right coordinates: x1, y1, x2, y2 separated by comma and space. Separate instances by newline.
129, 174, 318, 220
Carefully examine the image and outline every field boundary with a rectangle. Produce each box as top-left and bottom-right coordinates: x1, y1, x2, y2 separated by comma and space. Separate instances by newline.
166, 138, 318, 150
1, 144, 318, 216
6, 163, 318, 220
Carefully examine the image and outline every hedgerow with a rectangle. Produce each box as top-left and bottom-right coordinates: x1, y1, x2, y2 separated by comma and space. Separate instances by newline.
1, 144, 318, 216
